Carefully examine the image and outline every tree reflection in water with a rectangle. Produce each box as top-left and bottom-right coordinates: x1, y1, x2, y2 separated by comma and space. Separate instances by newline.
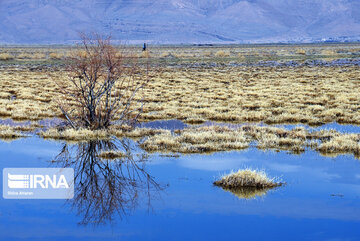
52, 139, 163, 225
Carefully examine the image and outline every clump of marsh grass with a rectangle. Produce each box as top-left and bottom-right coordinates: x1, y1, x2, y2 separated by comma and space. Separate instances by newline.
38, 128, 110, 141
0, 129, 28, 140
49, 52, 63, 60
17, 53, 32, 59
317, 133, 360, 157
295, 49, 306, 55
159, 52, 173, 58
36, 126, 170, 143
184, 117, 206, 124
0, 53, 14, 61
0, 125, 28, 140
140, 126, 250, 154
214, 169, 283, 189
215, 50, 230, 58
97, 150, 127, 160
140, 50, 150, 58
134, 124, 360, 157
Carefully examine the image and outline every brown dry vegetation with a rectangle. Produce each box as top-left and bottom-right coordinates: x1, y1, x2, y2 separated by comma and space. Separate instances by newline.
0, 53, 14, 60
140, 126, 249, 153
0, 64, 359, 125
0, 125, 28, 140
140, 125, 360, 158
0, 44, 359, 156
37, 126, 167, 141
214, 169, 282, 188
0, 123, 359, 157
213, 169, 282, 199
38, 128, 110, 141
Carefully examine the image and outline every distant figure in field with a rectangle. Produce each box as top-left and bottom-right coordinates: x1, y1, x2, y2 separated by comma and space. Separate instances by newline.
143, 43, 147, 51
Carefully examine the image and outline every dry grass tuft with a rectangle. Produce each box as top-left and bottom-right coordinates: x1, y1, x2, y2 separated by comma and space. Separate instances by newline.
17, 53, 32, 59
49, 52, 63, 59
215, 50, 230, 58
0, 125, 28, 140
184, 117, 206, 124
296, 49, 306, 55
0, 53, 14, 60
140, 50, 150, 58
214, 169, 282, 189
38, 128, 110, 141
160, 52, 172, 58
138, 125, 360, 157
140, 126, 249, 153
317, 133, 360, 157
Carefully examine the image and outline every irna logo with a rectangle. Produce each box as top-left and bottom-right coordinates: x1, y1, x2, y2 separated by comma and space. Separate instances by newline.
8, 173, 69, 189
3, 168, 74, 199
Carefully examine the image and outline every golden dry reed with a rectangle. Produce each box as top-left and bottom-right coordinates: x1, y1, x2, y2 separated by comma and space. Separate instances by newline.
214, 169, 282, 188
0, 64, 359, 125
1, 122, 359, 158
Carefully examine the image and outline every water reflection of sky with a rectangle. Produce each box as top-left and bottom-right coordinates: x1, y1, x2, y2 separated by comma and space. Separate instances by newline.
142, 119, 360, 133
0, 137, 360, 241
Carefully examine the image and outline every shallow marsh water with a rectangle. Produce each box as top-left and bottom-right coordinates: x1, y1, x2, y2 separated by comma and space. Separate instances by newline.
0, 135, 360, 241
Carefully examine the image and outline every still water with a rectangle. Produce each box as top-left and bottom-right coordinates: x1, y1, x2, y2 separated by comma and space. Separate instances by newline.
0, 136, 359, 241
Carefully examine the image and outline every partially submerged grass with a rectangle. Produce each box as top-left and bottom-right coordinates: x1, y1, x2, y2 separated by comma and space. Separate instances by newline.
0, 125, 28, 140
36, 126, 168, 142
214, 169, 283, 189
1, 121, 360, 158
38, 128, 110, 141
140, 126, 249, 153
0, 53, 14, 60
317, 133, 360, 157
140, 125, 360, 157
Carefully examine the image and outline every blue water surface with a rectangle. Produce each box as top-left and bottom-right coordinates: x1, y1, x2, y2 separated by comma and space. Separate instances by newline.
0, 137, 359, 241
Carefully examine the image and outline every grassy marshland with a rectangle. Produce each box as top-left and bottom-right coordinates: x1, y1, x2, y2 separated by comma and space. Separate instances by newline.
0, 65, 359, 125
38, 128, 110, 141
7, 124, 354, 158
0, 44, 359, 157
37, 127, 168, 141
140, 126, 249, 153
214, 169, 282, 189
140, 125, 360, 158
0, 44, 359, 125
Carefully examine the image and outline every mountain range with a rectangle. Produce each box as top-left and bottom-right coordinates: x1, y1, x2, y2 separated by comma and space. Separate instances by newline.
0, 0, 359, 44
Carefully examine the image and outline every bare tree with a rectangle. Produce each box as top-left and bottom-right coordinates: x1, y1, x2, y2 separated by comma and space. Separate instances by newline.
57, 33, 148, 130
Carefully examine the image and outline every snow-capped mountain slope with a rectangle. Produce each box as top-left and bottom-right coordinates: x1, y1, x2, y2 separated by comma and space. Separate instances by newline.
0, 0, 359, 44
